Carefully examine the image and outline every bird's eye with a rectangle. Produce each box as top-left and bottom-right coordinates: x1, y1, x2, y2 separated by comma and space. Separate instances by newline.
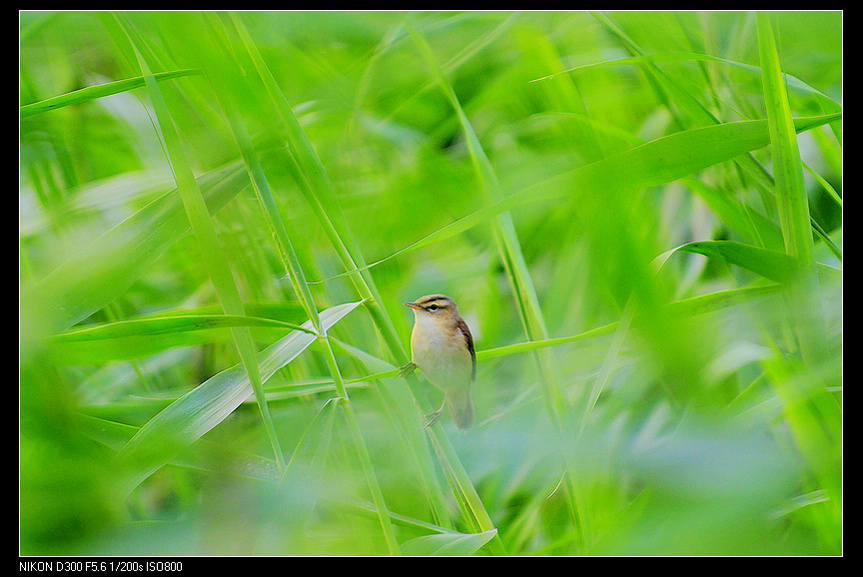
427, 304, 439, 312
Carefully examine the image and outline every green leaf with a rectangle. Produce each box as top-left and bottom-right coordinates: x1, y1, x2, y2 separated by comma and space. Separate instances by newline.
659, 240, 840, 286
400, 529, 498, 556
513, 115, 840, 206
117, 300, 363, 489
756, 12, 840, 518
52, 313, 316, 364
671, 241, 796, 284
757, 13, 816, 269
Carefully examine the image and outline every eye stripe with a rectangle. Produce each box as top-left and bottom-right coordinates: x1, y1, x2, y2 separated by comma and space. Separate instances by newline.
417, 297, 448, 307
412, 294, 456, 312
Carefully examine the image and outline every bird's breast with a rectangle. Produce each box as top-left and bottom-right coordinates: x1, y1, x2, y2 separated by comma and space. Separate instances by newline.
410, 320, 473, 391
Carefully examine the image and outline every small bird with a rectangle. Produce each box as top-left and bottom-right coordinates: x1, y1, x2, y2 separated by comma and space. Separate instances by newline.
404, 294, 476, 429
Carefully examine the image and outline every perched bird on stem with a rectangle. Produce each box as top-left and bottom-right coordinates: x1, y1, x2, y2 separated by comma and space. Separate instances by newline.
403, 294, 476, 430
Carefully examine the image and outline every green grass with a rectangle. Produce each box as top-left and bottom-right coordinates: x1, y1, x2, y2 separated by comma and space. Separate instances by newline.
20, 11, 841, 556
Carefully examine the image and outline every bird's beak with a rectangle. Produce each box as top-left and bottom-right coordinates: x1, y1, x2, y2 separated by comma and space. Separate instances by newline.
404, 302, 422, 310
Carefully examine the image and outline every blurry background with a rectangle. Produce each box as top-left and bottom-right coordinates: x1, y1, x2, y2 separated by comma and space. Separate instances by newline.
20, 11, 841, 555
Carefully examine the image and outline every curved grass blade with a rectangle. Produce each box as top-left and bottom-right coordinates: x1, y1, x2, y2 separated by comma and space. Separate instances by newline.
401, 529, 498, 556
671, 240, 797, 284
659, 240, 841, 286
52, 313, 316, 364
117, 300, 362, 490
20, 69, 201, 119
58, 314, 316, 341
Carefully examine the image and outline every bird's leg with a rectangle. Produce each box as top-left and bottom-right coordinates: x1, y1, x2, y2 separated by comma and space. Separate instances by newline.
423, 393, 447, 428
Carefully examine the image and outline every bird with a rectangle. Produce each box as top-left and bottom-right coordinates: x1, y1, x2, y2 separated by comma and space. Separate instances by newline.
403, 294, 476, 430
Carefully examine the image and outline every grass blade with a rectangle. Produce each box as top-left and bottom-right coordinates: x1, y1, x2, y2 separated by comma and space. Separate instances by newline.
20, 69, 201, 119
670, 240, 796, 284
52, 313, 315, 364
531, 51, 841, 115
756, 10, 840, 519
477, 284, 785, 361
757, 13, 817, 274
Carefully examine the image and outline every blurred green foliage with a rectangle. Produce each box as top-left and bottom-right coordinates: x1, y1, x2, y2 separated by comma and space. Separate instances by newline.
20, 11, 841, 555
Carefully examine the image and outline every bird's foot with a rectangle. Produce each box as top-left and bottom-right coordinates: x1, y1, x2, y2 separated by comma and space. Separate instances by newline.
423, 408, 444, 429
423, 395, 447, 429
397, 361, 417, 378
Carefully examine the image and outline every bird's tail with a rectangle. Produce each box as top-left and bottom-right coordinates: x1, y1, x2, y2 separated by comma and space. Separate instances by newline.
449, 390, 474, 430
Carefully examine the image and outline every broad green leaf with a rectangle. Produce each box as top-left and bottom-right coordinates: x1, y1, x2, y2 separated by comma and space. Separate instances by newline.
400, 529, 498, 556
117, 300, 363, 489
512, 115, 840, 207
